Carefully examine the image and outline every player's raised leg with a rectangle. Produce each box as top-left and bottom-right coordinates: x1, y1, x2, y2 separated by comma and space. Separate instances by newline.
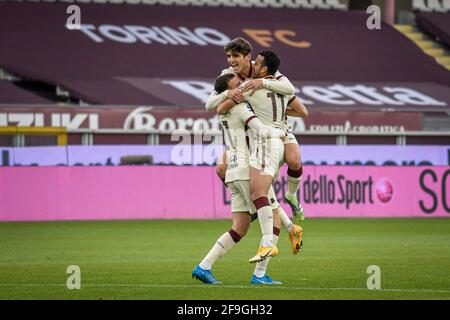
284, 143, 305, 222
267, 187, 303, 254
277, 206, 303, 255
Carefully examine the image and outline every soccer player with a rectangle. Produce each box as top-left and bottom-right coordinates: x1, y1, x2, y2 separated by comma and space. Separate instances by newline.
221, 72, 305, 282
212, 44, 307, 257
192, 73, 287, 285
215, 51, 302, 264
206, 37, 306, 223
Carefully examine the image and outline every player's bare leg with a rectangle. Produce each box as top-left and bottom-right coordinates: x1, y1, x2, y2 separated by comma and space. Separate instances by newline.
193, 212, 251, 284
284, 143, 305, 222
248, 167, 278, 263
251, 210, 282, 284
216, 151, 228, 186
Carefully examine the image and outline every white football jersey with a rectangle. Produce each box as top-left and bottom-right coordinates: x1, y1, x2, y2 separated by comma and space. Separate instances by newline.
219, 103, 256, 183
241, 77, 293, 130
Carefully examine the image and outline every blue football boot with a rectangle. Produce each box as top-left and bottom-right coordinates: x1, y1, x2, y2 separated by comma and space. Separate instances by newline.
250, 274, 282, 285
192, 265, 222, 284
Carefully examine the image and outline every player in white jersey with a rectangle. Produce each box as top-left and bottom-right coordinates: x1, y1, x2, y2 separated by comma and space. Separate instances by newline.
211, 41, 307, 258
192, 73, 287, 285
215, 51, 301, 264
205, 37, 306, 223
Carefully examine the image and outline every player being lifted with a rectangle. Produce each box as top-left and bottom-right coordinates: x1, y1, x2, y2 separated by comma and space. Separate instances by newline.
192, 73, 288, 285
216, 51, 306, 264
206, 37, 306, 223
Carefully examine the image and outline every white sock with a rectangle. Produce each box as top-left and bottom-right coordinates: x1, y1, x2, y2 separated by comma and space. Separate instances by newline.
254, 233, 280, 278
199, 232, 237, 270
287, 175, 302, 197
257, 204, 274, 247
277, 207, 293, 233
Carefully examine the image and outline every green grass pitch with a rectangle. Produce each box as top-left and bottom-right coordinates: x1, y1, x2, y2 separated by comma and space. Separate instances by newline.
0, 218, 449, 300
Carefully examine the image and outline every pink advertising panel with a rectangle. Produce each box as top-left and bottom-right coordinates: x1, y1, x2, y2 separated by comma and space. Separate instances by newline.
0, 166, 448, 221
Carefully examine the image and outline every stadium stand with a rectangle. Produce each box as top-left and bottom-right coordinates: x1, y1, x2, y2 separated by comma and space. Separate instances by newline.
0, 0, 449, 146
412, 0, 448, 11
10, 0, 349, 8
395, 21, 450, 70
415, 11, 450, 49
0, 80, 52, 104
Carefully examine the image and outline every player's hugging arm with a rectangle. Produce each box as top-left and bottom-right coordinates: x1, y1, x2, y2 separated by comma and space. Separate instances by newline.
285, 96, 309, 118
262, 75, 295, 96
205, 68, 237, 112
205, 90, 229, 112
217, 98, 238, 115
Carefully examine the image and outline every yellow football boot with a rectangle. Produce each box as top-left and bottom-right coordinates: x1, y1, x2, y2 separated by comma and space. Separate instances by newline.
289, 225, 304, 255
249, 246, 278, 263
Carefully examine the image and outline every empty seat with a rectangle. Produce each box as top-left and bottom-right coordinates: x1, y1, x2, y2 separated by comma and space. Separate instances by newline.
124, 0, 143, 4
141, 0, 159, 4
275, 0, 303, 9
443, 0, 450, 11
169, 0, 192, 5
262, 0, 284, 8
326, 0, 347, 10
248, 0, 270, 8
231, 0, 253, 7
413, 0, 432, 11
188, 0, 208, 6
311, 0, 331, 9
155, 0, 175, 5
218, 0, 240, 7
428, 0, 446, 12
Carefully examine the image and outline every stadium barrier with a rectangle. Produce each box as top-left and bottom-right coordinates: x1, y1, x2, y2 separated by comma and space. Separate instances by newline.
0, 126, 67, 146
0, 165, 448, 221
1, 145, 450, 166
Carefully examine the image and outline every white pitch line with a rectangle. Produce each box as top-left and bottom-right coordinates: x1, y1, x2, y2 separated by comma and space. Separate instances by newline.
0, 283, 450, 294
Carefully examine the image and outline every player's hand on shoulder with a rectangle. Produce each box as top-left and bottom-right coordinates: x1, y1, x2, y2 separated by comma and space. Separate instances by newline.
227, 88, 245, 104
241, 79, 263, 96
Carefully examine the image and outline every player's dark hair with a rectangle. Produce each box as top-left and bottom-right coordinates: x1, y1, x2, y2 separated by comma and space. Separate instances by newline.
224, 37, 252, 56
214, 73, 235, 94
259, 51, 280, 76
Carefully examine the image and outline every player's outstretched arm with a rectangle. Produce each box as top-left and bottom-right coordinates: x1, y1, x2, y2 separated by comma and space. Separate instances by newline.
241, 76, 295, 96
285, 97, 309, 118
262, 76, 295, 96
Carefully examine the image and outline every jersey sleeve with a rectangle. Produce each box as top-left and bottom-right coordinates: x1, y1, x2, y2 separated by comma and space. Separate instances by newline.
220, 67, 233, 76
204, 67, 235, 112
231, 103, 256, 125
262, 76, 295, 96
287, 95, 296, 105
205, 90, 229, 112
